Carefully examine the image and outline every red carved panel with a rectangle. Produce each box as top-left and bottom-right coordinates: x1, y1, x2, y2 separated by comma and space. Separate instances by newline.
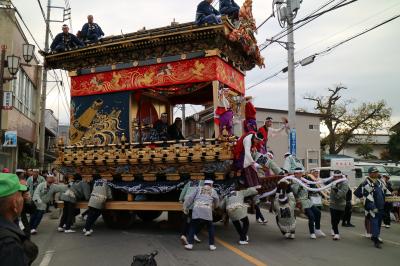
71, 57, 245, 97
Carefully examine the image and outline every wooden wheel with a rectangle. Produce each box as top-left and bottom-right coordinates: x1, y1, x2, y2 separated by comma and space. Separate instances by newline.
136, 211, 163, 222
102, 210, 136, 229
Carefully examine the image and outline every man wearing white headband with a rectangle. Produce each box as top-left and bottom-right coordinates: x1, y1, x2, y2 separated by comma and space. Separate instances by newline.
183, 179, 219, 251
257, 116, 289, 152
291, 167, 326, 239
282, 153, 304, 174
307, 169, 323, 210
329, 170, 349, 240
242, 132, 264, 187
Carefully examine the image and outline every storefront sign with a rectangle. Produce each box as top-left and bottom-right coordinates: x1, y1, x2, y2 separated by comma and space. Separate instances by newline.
2, 92, 13, 110
3, 131, 17, 147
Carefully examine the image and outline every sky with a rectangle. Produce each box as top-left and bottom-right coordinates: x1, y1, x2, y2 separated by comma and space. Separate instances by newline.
10, 0, 400, 127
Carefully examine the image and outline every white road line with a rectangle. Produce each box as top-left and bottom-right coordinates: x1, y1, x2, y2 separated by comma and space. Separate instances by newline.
39, 250, 55, 266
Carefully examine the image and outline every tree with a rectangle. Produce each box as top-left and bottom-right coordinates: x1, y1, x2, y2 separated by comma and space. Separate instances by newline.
305, 85, 391, 154
388, 130, 400, 161
355, 144, 375, 159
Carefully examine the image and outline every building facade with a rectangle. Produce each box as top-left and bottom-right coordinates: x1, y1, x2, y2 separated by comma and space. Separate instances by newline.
0, 6, 42, 171
340, 134, 389, 160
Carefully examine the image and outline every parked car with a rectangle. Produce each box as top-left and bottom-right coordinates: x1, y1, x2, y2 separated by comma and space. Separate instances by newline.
355, 162, 389, 177
317, 166, 363, 189
384, 165, 400, 175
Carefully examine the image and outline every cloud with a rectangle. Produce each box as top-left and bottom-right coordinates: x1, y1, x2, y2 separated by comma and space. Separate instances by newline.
11, 0, 400, 125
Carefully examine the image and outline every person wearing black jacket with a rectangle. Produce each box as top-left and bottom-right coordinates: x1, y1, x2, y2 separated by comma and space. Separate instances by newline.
381, 174, 393, 228
80, 15, 104, 44
195, 0, 222, 26
342, 188, 355, 227
16, 170, 37, 237
0, 173, 38, 266
168, 117, 185, 140
50, 24, 84, 52
19, 179, 36, 239
219, 0, 240, 20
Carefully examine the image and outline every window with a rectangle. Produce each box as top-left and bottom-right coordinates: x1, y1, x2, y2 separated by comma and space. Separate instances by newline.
11, 68, 38, 119
308, 159, 319, 164
309, 124, 319, 131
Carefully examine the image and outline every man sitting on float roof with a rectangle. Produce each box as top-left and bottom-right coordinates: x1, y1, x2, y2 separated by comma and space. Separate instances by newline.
80, 15, 104, 44
50, 24, 84, 52
219, 0, 240, 20
196, 0, 222, 26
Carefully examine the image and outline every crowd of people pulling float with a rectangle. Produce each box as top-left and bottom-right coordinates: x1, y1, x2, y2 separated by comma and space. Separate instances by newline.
3, 4, 396, 264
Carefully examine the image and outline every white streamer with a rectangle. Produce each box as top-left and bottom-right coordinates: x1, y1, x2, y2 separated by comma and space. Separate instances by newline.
258, 188, 277, 199
279, 176, 347, 192
300, 176, 334, 185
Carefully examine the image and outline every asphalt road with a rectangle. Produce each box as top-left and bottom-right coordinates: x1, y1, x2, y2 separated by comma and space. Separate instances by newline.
31, 210, 400, 266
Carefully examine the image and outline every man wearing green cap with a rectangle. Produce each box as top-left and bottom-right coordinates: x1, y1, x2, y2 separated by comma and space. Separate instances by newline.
0, 173, 38, 265
354, 166, 388, 249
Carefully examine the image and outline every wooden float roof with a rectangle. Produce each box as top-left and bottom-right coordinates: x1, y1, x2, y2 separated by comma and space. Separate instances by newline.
41, 18, 258, 71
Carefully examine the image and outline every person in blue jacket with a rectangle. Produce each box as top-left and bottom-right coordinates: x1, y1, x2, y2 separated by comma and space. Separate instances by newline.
80, 15, 104, 44
354, 167, 388, 249
195, 0, 222, 26
219, 0, 240, 20
50, 24, 84, 52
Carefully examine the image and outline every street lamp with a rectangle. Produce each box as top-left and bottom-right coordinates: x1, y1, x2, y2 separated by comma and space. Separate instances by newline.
6, 55, 20, 76
0, 43, 35, 143
22, 44, 35, 63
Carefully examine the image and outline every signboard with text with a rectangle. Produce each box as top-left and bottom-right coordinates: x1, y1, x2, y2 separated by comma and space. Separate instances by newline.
2, 92, 13, 110
289, 128, 296, 156
3, 131, 17, 147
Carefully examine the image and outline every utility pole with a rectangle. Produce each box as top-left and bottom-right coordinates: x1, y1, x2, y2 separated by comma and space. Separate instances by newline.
286, 0, 297, 156
0, 46, 6, 140
39, 0, 51, 169
272, 0, 301, 156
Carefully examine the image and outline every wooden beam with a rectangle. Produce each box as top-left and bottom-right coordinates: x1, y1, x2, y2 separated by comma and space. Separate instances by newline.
56, 201, 183, 211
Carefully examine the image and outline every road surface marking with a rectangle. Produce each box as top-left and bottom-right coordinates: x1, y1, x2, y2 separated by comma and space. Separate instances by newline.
214, 236, 268, 266
39, 250, 55, 266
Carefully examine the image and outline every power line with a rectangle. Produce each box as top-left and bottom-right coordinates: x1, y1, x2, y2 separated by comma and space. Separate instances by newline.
246, 69, 284, 90
248, 14, 400, 90
294, 1, 400, 58
267, 0, 337, 42
316, 14, 400, 57
256, 13, 274, 31
260, 0, 357, 51
11, 6, 42, 50
280, 0, 356, 41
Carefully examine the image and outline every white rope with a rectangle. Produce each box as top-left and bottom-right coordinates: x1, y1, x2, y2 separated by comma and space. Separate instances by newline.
258, 188, 277, 199
300, 176, 334, 185
279, 176, 347, 192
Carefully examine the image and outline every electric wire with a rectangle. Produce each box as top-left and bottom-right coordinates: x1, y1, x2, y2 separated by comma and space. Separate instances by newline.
260, 0, 356, 51
248, 14, 400, 90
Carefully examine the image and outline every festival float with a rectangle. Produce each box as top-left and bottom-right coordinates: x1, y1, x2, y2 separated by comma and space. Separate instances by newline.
41, 0, 279, 228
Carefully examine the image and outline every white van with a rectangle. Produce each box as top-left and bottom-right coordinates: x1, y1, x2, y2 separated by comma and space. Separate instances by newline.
317, 166, 362, 189
354, 162, 389, 178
